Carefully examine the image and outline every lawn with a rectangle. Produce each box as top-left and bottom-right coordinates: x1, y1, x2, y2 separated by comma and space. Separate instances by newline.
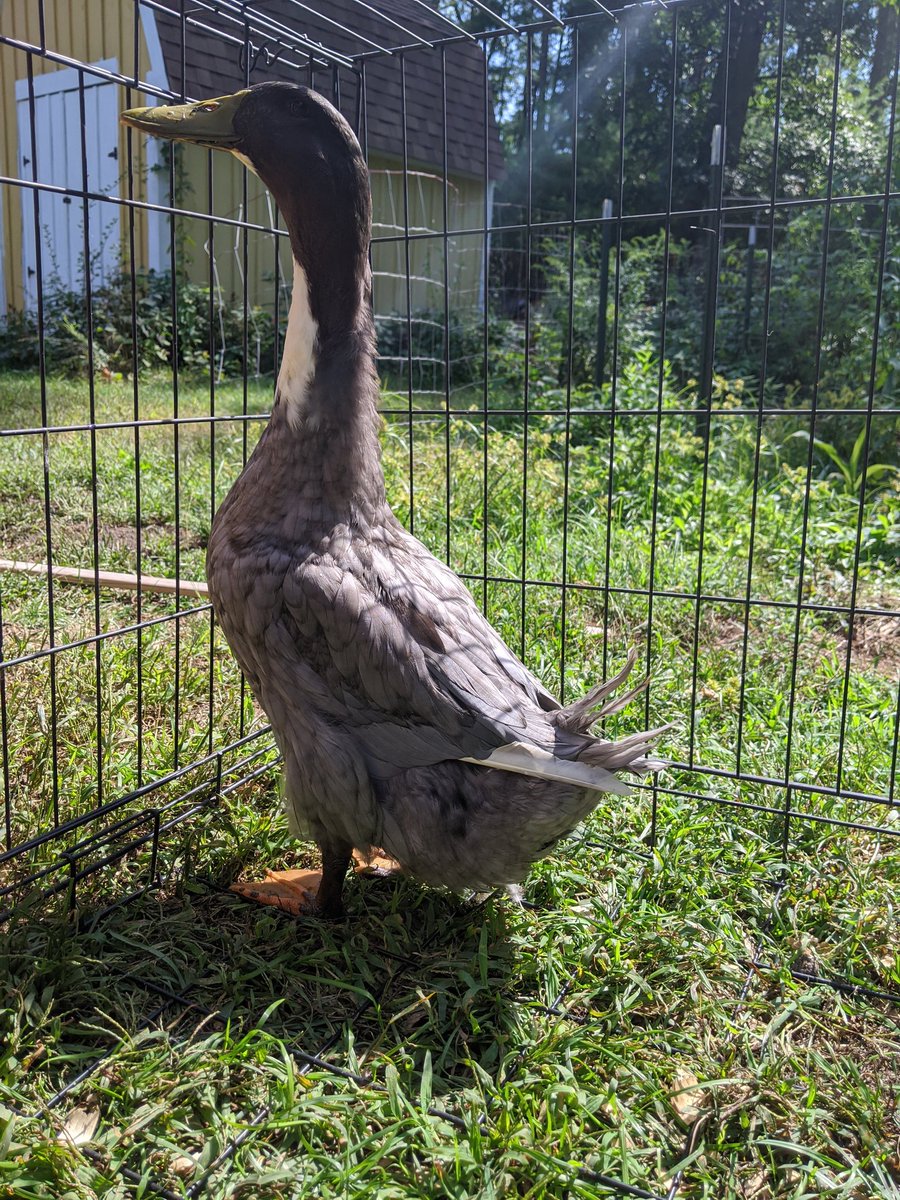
0, 364, 898, 1198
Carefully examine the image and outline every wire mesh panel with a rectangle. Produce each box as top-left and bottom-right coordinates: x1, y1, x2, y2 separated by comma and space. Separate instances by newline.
0, 0, 898, 1196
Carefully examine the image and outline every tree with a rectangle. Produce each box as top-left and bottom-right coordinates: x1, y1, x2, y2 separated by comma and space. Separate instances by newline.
702, 0, 769, 175
440, 0, 894, 215
870, 3, 899, 99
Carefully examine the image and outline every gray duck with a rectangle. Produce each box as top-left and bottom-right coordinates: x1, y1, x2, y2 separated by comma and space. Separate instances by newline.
121, 83, 664, 918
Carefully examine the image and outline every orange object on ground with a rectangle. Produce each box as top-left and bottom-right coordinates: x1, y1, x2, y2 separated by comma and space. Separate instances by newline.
229, 852, 403, 915
228, 868, 323, 915
351, 849, 402, 876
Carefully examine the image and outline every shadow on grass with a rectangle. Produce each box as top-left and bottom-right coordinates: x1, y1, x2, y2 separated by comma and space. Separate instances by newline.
0, 873, 521, 1115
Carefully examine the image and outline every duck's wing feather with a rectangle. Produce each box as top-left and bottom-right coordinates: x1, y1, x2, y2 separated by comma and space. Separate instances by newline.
280, 529, 566, 779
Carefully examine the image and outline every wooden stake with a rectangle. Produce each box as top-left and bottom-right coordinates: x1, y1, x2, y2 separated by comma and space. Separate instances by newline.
0, 558, 209, 599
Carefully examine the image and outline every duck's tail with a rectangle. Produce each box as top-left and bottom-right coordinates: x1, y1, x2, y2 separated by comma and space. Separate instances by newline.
554, 647, 646, 733
463, 650, 670, 796
556, 647, 670, 779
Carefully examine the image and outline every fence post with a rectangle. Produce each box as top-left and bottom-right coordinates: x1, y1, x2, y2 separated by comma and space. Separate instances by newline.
698, 123, 723, 436
743, 216, 757, 349
595, 197, 613, 391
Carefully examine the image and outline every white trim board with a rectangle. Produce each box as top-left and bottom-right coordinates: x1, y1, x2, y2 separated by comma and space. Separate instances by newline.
14, 58, 118, 101
138, 2, 169, 272
140, 1, 167, 90
0, 187, 6, 314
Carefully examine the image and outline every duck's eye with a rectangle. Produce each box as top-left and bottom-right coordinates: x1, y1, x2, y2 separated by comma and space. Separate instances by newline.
195, 102, 219, 114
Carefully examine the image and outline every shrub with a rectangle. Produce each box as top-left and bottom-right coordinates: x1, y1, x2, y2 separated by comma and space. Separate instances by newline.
524, 214, 899, 411
0, 269, 282, 379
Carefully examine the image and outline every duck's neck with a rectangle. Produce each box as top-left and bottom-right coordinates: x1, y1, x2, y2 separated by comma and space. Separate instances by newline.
269, 255, 385, 516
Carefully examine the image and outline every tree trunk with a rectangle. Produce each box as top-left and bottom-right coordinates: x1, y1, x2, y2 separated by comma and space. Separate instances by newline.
535, 30, 550, 133
870, 5, 899, 101
699, 0, 768, 180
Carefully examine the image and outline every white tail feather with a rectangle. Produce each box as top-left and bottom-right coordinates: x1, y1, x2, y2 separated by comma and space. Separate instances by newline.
461, 742, 633, 797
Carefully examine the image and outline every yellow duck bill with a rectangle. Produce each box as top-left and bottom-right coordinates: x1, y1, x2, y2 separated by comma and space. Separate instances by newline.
120, 90, 248, 147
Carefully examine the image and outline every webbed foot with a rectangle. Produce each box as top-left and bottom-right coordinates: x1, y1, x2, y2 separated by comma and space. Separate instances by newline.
229, 868, 336, 917
229, 839, 352, 921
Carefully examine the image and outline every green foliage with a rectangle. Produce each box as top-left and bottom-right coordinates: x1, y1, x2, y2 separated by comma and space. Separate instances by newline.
0, 270, 282, 379
794, 425, 899, 495
529, 217, 899, 408
453, 1, 894, 230
476, 219, 900, 470
443, 0, 899, 478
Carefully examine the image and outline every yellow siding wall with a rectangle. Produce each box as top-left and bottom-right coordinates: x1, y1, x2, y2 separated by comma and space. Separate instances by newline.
0, 0, 157, 311
1, 1, 489, 319
370, 168, 487, 316
173, 154, 488, 319
173, 143, 294, 321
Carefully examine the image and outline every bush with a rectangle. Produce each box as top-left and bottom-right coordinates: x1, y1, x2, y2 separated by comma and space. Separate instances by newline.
0, 269, 283, 379
524, 213, 900, 410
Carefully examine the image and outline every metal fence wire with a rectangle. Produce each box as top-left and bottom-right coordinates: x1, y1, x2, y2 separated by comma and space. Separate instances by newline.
0, 0, 898, 1195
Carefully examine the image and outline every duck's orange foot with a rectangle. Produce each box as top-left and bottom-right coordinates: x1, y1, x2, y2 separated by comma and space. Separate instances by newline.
229, 868, 323, 916
229, 851, 403, 918
352, 849, 403, 879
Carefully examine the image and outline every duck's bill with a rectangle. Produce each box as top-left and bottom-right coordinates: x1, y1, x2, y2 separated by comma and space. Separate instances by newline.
120, 90, 248, 147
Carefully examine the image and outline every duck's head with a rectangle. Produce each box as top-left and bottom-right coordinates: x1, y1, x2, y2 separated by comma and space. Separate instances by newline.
122, 82, 372, 343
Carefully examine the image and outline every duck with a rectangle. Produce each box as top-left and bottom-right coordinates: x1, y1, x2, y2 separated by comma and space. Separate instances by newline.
121, 82, 665, 919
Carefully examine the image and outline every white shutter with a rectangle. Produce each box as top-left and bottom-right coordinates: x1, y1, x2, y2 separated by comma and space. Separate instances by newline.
15, 60, 119, 309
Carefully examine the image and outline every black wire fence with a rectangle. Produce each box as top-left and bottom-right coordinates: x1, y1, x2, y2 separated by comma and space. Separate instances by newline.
0, 0, 897, 1195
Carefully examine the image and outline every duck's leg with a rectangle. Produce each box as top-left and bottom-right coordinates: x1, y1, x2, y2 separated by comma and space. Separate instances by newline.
312, 838, 352, 920
228, 838, 350, 920
229, 840, 397, 918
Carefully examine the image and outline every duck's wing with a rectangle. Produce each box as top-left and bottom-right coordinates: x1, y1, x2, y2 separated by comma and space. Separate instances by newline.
281, 530, 565, 779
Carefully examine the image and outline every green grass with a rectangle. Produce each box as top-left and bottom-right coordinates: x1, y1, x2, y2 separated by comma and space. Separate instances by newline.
0, 364, 898, 1198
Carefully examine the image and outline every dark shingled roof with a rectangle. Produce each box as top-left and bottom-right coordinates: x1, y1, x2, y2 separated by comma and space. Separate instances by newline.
152, 1, 505, 181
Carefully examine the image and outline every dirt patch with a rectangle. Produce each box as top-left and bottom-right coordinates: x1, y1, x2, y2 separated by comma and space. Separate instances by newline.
66, 517, 141, 555
64, 518, 206, 555
809, 598, 900, 678
844, 606, 900, 676
703, 603, 900, 676
707, 615, 747, 651
1, 518, 205, 569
